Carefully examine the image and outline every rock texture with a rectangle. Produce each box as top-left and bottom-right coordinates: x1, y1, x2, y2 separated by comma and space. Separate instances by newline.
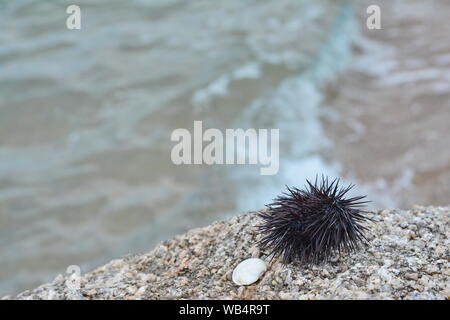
10, 206, 450, 300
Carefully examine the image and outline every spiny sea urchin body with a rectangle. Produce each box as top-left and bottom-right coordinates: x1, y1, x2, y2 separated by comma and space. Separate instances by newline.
257, 176, 371, 264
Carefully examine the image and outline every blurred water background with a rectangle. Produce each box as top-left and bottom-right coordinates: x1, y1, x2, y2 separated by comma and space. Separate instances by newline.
1, 0, 450, 296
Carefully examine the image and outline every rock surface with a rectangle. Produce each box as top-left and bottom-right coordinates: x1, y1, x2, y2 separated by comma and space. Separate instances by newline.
9, 206, 450, 300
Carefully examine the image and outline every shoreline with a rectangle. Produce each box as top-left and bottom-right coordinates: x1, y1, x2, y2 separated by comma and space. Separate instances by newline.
9, 205, 449, 300
323, 0, 450, 208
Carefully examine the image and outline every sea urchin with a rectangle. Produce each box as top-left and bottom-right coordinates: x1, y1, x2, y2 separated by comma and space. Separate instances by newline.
257, 176, 371, 264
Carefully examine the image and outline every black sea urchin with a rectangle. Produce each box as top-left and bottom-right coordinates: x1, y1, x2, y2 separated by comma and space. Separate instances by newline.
257, 176, 371, 264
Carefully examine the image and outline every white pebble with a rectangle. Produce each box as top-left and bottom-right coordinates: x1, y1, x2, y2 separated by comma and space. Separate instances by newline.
232, 258, 267, 286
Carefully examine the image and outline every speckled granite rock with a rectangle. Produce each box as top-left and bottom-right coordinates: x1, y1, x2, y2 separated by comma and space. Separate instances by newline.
9, 206, 449, 300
